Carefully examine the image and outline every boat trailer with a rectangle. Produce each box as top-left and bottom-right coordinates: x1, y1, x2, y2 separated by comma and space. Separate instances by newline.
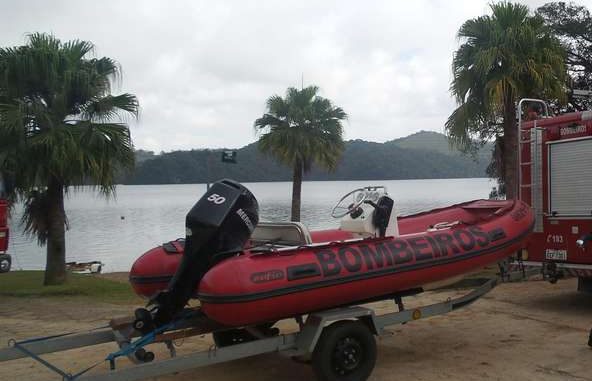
0, 271, 533, 381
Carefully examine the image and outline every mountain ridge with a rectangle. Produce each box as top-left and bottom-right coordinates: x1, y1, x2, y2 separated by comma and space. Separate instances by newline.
125, 131, 492, 184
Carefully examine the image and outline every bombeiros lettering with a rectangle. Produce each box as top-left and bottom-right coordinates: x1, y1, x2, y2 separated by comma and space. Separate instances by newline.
314, 226, 499, 277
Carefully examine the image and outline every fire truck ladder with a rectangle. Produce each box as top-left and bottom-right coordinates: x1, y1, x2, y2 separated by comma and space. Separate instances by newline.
517, 98, 547, 233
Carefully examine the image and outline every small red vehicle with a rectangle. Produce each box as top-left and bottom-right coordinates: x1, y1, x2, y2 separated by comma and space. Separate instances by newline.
511, 98, 592, 291
0, 173, 10, 273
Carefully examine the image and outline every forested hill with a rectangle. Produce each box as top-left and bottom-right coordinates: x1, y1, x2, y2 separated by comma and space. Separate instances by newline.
124, 131, 492, 184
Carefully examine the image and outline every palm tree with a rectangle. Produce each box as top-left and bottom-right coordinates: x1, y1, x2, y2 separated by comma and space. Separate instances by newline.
0, 33, 138, 285
255, 86, 346, 221
446, 2, 566, 198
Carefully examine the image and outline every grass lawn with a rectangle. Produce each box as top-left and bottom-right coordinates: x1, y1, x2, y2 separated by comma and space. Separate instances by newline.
0, 271, 141, 304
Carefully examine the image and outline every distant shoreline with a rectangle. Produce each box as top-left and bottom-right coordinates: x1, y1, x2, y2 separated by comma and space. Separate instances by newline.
95, 271, 130, 283
125, 132, 491, 185
117, 176, 493, 186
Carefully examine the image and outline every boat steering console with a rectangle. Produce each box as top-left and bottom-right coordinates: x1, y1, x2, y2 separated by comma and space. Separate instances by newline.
331, 186, 387, 218
332, 186, 397, 238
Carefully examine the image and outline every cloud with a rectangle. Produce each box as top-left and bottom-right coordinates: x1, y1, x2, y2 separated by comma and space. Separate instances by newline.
0, 0, 579, 151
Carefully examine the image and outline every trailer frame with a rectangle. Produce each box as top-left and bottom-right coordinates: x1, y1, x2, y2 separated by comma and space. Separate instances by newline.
0, 276, 508, 381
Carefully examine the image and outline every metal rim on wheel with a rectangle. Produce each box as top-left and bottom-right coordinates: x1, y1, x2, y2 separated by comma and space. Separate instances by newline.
332, 337, 363, 375
312, 320, 377, 381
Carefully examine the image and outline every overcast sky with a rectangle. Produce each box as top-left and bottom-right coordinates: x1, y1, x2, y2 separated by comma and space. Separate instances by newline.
0, 0, 585, 152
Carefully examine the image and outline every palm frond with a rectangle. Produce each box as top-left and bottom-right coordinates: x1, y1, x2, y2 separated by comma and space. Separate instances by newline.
77, 93, 139, 122
446, 1, 567, 153
255, 85, 345, 173
21, 190, 51, 245
0, 33, 137, 239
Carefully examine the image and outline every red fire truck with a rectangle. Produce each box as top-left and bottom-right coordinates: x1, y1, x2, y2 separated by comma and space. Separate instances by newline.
0, 173, 10, 273
512, 98, 592, 292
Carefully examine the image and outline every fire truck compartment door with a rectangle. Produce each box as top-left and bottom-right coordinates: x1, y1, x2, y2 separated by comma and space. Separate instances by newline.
549, 137, 592, 217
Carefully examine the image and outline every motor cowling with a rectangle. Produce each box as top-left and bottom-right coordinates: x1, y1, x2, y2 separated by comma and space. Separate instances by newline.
150, 179, 258, 327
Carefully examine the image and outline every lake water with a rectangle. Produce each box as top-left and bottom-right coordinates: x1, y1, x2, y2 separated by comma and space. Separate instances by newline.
7, 178, 494, 272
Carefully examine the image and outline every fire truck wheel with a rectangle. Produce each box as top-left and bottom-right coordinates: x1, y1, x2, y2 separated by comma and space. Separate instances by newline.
312, 320, 376, 381
0, 254, 11, 273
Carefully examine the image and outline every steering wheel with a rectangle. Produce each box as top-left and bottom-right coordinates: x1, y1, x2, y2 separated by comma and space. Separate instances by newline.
331, 188, 368, 218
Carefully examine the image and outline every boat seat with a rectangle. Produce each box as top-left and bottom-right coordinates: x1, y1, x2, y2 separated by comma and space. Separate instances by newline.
251, 222, 312, 247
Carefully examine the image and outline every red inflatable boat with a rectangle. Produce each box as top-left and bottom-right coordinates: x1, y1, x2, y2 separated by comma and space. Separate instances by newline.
130, 185, 534, 327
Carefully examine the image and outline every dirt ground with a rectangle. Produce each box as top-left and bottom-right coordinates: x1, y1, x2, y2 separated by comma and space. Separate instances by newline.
0, 277, 591, 381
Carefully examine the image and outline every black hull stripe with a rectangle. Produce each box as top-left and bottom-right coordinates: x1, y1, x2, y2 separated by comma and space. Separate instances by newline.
198, 222, 534, 304
130, 275, 172, 284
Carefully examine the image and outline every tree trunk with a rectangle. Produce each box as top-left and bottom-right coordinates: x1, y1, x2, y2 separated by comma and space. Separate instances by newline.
44, 177, 67, 285
291, 160, 303, 222
503, 94, 517, 200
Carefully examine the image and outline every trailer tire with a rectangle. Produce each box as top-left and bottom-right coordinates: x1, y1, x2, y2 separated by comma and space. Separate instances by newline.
133, 308, 155, 334
312, 320, 376, 381
134, 347, 155, 363
0, 254, 11, 273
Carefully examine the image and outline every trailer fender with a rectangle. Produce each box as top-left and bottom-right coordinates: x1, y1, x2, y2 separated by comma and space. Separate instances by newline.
295, 306, 378, 356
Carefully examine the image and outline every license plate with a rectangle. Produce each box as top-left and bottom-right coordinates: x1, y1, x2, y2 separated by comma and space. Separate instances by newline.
545, 249, 567, 261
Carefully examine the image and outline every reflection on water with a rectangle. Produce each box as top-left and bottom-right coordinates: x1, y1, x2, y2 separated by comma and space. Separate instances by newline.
7, 178, 494, 272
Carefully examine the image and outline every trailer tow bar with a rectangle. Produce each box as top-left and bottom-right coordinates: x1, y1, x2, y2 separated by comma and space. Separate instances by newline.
8, 329, 111, 380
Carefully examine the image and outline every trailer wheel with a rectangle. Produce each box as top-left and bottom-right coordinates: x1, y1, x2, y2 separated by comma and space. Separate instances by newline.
312, 320, 376, 381
134, 347, 155, 363
0, 254, 11, 273
133, 308, 155, 334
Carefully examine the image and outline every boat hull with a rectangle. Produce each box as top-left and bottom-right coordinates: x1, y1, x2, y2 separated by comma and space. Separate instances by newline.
130, 199, 534, 326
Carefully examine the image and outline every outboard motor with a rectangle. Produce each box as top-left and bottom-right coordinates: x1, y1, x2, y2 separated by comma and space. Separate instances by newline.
136, 179, 258, 331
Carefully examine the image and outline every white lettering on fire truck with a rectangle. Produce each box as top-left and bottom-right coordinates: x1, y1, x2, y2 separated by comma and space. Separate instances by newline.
546, 234, 564, 244
560, 125, 586, 136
